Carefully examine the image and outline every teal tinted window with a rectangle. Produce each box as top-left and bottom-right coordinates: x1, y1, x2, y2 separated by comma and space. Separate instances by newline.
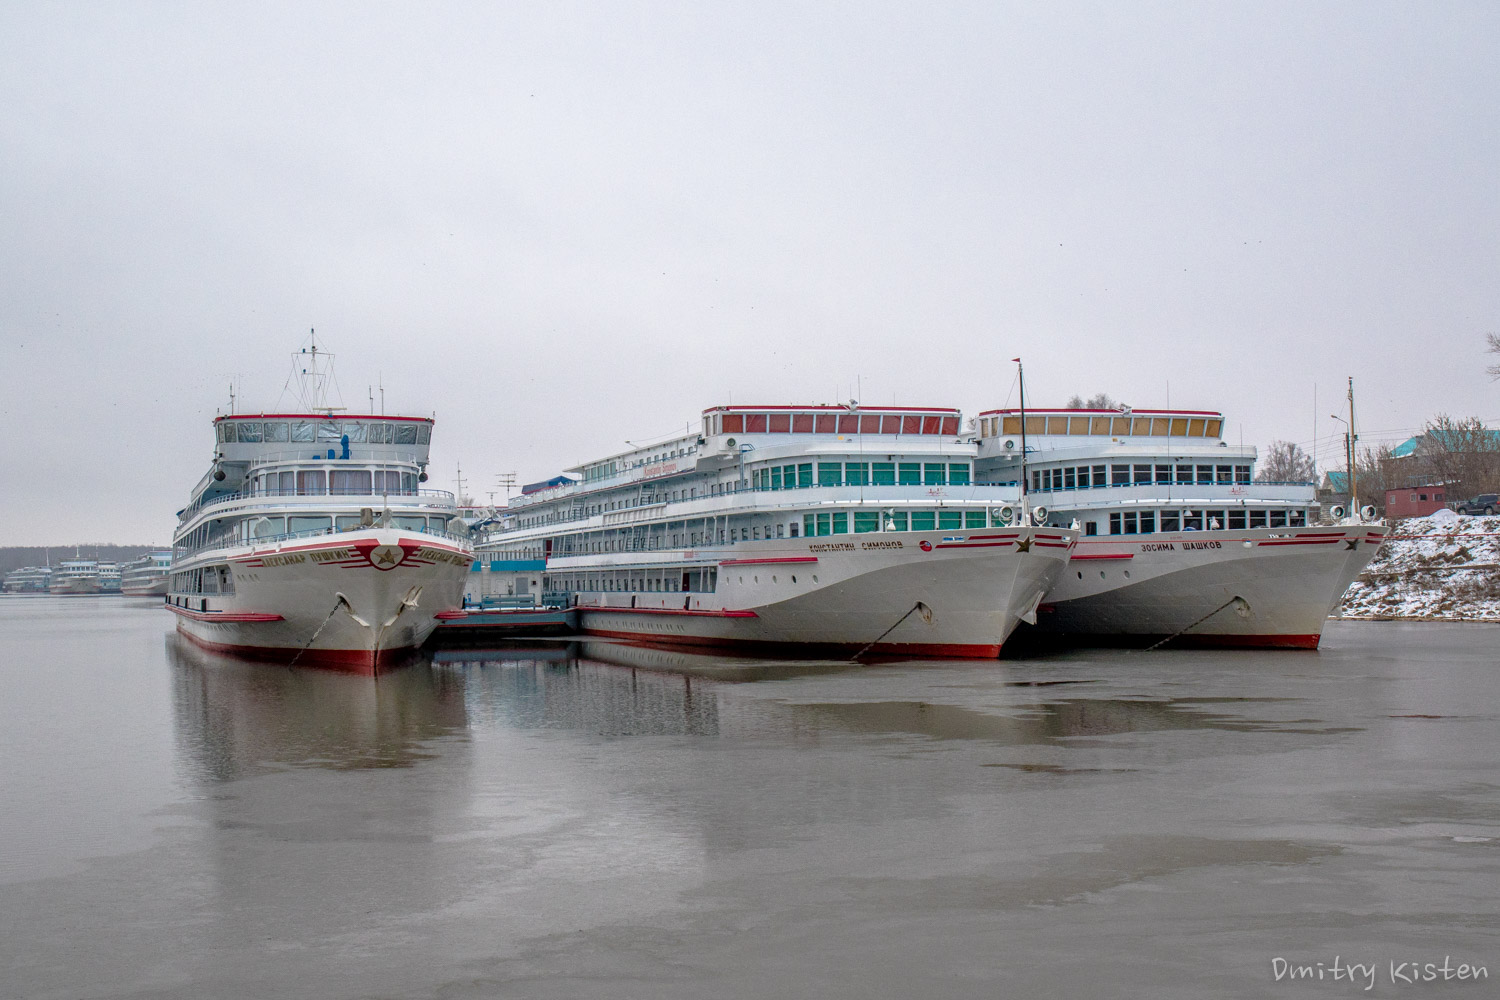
854, 512, 881, 533
770, 467, 782, 490
949, 463, 970, 485
898, 463, 921, 485
872, 462, 895, 485
924, 463, 946, 485
965, 510, 987, 528
832, 512, 848, 534
818, 462, 842, 487
938, 511, 962, 530
845, 462, 869, 486
887, 511, 908, 531
816, 513, 831, 536
804, 514, 815, 536
797, 463, 813, 487
911, 511, 936, 531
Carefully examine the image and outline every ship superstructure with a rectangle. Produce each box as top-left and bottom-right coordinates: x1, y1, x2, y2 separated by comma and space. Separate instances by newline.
121, 551, 173, 596
474, 404, 1076, 657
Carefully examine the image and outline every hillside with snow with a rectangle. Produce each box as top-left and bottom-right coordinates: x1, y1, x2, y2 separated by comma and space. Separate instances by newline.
1340, 510, 1500, 620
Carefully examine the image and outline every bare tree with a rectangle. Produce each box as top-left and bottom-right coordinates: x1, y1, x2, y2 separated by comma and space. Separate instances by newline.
1255, 441, 1315, 483
1064, 392, 1117, 409
1354, 443, 1397, 511
1416, 414, 1500, 497
1487, 333, 1500, 381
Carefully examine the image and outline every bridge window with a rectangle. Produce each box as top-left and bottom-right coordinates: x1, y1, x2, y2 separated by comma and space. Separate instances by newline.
816, 414, 837, 433
264, 422, 288, 442
722, 414, 744, 433
1204, 419, 1222, 437
1002, 416, 1021, 435
793, 414, 814, 433
331, 470, 372, 494
1187, 418, 1206, 437
237, 422, 262, 442
745, 414, 767, 432
768, 414, 790, 432
394, 423, 418, 445
880, 415, 901, 434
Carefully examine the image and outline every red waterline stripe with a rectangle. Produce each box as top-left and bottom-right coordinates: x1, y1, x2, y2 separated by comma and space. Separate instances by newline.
720, 556, 819, 566
583, 606, 760, 618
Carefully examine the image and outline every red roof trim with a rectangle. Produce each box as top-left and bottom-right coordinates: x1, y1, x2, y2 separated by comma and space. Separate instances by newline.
702, 405, 960, 415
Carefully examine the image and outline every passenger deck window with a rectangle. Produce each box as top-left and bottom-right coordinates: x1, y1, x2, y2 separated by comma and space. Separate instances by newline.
911, 511, 936, 531
872, 462, 895, 485
1228, 510, 1247, 530
923, 463, 946, 485
854, 512, 881, 533
1160, 510, 1180, 532
948, 463, 970, 485
938, 511, 962, 530
898, 463, 921, 485
818, 462, 842, 487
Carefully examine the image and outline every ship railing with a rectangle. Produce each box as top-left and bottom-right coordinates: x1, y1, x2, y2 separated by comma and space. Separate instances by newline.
481, 483, 1028, 545
1026, 480, 1315, 497
182, 487, 458, 519
173, 524, 474, 561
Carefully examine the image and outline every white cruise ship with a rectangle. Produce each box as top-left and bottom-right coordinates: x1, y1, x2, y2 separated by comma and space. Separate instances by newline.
3, 565, 53, 593
475, 404, 1077, 657
972, 406, 1386, 648
49, 559, 101, 595
121, 551, 172, 596
168, 341, 473, 672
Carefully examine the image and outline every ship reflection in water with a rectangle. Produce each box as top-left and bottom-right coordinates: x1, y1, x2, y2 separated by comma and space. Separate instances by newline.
167, 635, 470, 779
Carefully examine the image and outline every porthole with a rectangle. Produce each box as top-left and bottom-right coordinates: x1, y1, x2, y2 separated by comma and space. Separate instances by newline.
812, 575, 819, 583
1076, 571, 1083, 579
1123, 570, 1131, 579
1100, 571, 1106, 579
791, 575, 797, 583
772, 575, 778, 583
754, 575, 759, 583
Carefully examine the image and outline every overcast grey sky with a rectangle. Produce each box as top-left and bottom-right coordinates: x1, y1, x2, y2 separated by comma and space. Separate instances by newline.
2, 1, 1496, 545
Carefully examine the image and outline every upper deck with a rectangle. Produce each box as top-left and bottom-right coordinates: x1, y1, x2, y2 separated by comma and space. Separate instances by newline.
212, 413, 433, 462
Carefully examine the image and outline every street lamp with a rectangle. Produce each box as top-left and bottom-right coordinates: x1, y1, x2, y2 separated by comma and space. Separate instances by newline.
1330, 413, 1351, 506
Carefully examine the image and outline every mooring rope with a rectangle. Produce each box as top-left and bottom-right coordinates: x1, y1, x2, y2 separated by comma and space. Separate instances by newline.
286, 598, 347, 668
851, 601, 931, 662
1142, 595, 1245, 652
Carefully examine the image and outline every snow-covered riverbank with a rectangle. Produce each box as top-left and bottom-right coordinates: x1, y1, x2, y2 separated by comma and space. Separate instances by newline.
1340, 510, 1500, 620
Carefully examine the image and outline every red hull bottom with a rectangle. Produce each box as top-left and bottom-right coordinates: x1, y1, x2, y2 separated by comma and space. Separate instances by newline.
581, 625, 1002, 659
175, 624, 423, 674
1002, 630, 1322, 655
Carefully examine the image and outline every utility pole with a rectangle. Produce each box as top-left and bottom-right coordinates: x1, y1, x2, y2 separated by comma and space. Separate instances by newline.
1347, 376, 1358, 515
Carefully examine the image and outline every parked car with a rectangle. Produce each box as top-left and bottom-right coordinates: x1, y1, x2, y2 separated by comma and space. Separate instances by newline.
1455, 493, 1498, 515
